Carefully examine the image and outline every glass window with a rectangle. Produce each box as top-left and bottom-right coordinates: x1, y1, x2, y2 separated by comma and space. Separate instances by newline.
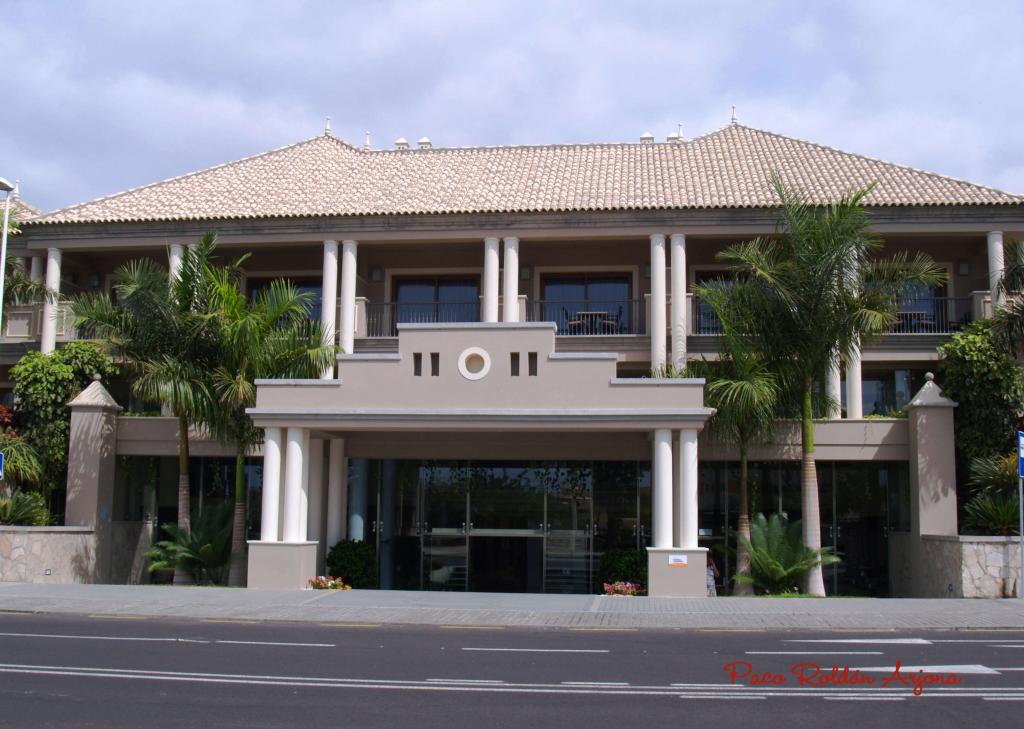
541, 274, 631, 334
395, 277, 479, 324
249, 278, 323, 321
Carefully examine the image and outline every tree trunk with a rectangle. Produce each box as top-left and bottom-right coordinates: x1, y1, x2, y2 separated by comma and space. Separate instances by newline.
227, 449, 248, 587
733, 442, 754, 596
172, 414, 193, 586
801, 380, 826, 596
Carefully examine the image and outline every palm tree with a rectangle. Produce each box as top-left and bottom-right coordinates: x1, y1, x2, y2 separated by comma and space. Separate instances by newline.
690, 281, 779, 595
204, 270, 335, 586
993, 240, 1024, 359
72, 234, 222, 584
716, 176, 944, 595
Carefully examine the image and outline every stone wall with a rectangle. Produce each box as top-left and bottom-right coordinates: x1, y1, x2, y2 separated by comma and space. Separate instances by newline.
889, 533, 1023, 598
0, 521, 152, 584
0, 527, 97, 583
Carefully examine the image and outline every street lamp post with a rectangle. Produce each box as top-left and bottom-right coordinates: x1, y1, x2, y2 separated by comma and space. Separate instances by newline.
0, 177, 16, 334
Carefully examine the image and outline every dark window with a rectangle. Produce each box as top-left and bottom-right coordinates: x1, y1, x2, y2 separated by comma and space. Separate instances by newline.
413, 353, 423, 377
430, 352, 440, 377
510, 352, 520, 376
528, 352, 538, 376
540, 274, 631, 334
394, 277, 479, 324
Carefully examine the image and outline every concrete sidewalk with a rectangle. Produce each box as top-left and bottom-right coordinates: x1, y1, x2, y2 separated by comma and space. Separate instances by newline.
4, 583, 1024, 629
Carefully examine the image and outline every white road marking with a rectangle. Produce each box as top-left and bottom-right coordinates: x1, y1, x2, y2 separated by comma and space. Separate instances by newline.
985, 697, 1024, 701
0, 632, 207, 644
426, 678, 504, 684
214, 640, 334, 648
932, 639, 1024, 643
991, 645, 1024, 649
0, 632, 334, 648
745, 651, 884, 656
677, 695, 766, 700
462, 648, 610, 654
786, 638, 932, 645
561, 681, 629, 686
852, 664, 999, 675
824, 696, 905, 702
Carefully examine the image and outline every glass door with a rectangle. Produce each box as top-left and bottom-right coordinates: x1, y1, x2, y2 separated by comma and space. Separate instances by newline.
544, 464, 594, 593
833, 463, 890, 596
420, 463, 469, 591
468, 465, 544, 592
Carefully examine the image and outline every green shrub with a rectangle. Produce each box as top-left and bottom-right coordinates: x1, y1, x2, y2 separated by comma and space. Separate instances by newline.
0, 490, 52, 526
145, 502, 233, 584
736, 513, 840, 595
597, 548, 648, 590
10, 343, 118, 497
967, 453, 1018, 495
938, 320, 1024, 465
326, 539, 378, 588
963, 491, 1020, 536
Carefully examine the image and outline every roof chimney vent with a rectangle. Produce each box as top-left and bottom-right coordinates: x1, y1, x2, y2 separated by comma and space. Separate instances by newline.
394, 137, 410, 150
417, 137, 432, 150
639, 131, 654, 144
667, 123, 684, 143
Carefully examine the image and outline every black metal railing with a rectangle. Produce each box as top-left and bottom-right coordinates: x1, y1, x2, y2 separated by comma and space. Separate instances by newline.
529, 300, 644, 335
890, 297, 972, 334
364, 301, 479, 337
690, 295, 724, 335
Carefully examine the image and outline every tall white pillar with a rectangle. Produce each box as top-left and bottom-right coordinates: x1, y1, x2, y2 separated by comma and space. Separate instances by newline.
652, 428, 673, 549
29, 256, 43, 282
299, 429, 311, 539
825, 355, 843, 419
307, 438, 325, 544
326, 439, 347, 546
320, 240, 339, 378
502, 236, 520, 322
281, 427, 307, 542
168, 243, 184, 280
650, 234, 667, 371
669, 233, 687, 372
678, 429, 699, 550
339, 239, 358, 354
483, 236, 500, 323
259, 427, 283, 542
988, 230, 1005, 307
40, 247, 62, 355
845, 341, 863, 419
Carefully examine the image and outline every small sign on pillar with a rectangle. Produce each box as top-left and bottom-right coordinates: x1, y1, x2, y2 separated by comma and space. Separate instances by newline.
668, 553, 688, 567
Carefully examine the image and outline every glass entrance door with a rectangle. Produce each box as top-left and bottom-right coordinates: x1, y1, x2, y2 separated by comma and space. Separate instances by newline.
544, 464, 594, 593
420, 463, 469, 591
832, 463, 890, 596
468, 465, 544, 592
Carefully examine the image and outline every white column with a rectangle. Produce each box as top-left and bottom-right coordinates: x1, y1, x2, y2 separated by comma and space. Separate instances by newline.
502, 236, 520, 322
168, 243, 184, 280
339, 239, 357, 354
825, 356, 842, 419
320, 240, 339, 378
307, 439, 325, 543
652, 428, 673, 549
483, 236, 500, 323
281, 427, 307, 542
845, 341, 863, 419
988, 230, 1005, 307
669, 233, 687, 372
650, 234, 667, 371
299, 429, 311, 539
40, 247, 62, 355
29, 257, 43, 282
326, 439, 348, 546
678, 429, 699, 549
259, 427, 283, 542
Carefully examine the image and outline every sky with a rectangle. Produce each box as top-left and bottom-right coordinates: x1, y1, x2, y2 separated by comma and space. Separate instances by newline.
3, 0, 1024, 212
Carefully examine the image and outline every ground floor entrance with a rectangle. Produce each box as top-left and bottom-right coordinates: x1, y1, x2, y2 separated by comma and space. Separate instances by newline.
341, 458, 909, 596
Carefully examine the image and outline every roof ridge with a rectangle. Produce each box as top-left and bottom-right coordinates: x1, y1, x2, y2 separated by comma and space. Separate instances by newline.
726, 123, 1024, 200
33, 133, 354, 222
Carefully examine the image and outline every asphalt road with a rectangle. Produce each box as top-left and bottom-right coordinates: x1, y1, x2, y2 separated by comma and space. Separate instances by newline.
1, 612, 1023, 728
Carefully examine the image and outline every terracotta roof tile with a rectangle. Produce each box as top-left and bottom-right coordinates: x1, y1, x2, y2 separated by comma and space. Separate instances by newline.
28, 124, 1024, 225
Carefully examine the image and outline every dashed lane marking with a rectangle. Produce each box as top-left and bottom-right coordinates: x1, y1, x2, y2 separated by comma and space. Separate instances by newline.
87, 615, 146, 620
745, 651, 884, 656
319, 623, 381, 628
439, 625, 505, 631
462, 648, 610, 654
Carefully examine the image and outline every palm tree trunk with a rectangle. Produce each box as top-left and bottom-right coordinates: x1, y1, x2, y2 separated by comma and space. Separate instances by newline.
172, 414, 193, 586
733, 441, 754, 596
227, 449, 248, 587
801, 380, 826, 596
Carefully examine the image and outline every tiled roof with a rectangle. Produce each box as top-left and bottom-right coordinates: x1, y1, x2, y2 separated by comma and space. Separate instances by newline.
28, 124, 1024, 225
10, 196, 42, 222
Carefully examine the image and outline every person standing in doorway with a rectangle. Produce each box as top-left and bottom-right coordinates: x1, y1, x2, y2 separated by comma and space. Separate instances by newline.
707, 554, 720, 597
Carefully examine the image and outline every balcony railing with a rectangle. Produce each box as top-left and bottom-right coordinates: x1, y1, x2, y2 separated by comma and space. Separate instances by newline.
364, 301, 480, 337
528, 300, 645, 335
0, 302, 80, 343
689, 296, 974, 337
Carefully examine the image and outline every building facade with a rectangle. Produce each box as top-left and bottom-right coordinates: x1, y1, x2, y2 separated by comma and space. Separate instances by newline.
9, 123, 1024, 596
